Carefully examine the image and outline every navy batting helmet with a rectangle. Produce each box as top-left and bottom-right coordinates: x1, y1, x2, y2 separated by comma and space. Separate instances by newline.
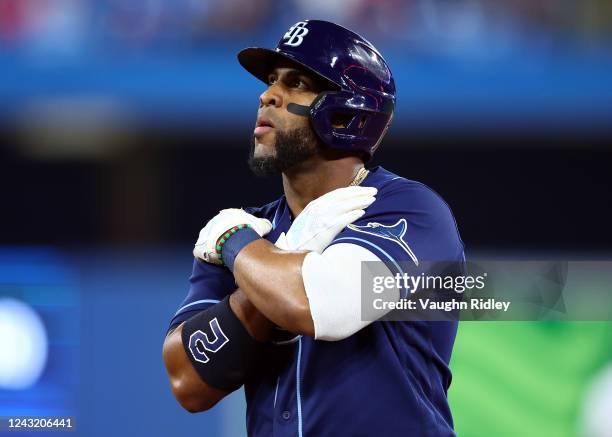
238, 20, 395, 159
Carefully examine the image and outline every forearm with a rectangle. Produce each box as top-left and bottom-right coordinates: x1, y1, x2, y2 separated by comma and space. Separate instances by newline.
233, 239, 315, 336
163, 288, 273, 412
163, 322, 229, 412
229, 288, 275, 342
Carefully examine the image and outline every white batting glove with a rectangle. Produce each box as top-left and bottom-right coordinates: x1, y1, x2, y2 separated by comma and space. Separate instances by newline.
193, 208, 272, 264
276, 186, 377, 253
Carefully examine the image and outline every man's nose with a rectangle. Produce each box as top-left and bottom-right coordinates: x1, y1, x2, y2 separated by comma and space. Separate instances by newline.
259, 85, 283, 108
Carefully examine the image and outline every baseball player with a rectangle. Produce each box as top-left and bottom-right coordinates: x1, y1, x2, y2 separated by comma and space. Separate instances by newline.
163, 20, 465, 436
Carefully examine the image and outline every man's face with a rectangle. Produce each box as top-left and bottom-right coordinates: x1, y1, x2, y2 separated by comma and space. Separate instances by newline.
248, 61, 326, 176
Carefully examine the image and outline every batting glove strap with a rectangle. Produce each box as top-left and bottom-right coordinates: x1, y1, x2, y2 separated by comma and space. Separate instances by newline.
181, 296, 265, 391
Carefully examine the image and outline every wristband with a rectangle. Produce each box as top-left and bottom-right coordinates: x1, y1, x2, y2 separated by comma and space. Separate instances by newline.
181, 296, 265, 391
218, 226, 261, 271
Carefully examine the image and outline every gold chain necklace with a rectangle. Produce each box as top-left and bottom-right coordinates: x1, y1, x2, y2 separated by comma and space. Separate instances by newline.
349, 167, 369, 186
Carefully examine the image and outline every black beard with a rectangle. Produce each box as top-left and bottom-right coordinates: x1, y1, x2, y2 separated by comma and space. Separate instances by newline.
248, 126, 321, 177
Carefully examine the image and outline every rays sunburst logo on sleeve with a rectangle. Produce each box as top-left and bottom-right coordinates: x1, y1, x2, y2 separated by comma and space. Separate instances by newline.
348, 218, 419, 266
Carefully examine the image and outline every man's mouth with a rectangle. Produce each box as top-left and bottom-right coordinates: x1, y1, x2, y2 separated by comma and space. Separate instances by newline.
254, 117, 275, 137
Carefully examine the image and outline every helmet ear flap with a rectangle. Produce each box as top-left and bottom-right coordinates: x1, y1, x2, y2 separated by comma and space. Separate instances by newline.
309, 91, 393, 158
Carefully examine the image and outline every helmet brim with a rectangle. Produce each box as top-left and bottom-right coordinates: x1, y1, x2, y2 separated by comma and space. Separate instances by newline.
237, 47, 340, 91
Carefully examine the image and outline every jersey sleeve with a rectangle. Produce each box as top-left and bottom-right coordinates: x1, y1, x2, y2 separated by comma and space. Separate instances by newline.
167, 259, 236, 332
329, 181, 465, 286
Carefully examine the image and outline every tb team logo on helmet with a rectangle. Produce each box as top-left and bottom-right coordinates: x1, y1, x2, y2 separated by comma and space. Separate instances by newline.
283, 21, 309, 47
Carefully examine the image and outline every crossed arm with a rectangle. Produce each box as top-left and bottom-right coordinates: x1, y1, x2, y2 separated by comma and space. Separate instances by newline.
232, 240, 314, 335
163, 186, 377, 412
162, 243, 312, 413
163, 287, 273, 412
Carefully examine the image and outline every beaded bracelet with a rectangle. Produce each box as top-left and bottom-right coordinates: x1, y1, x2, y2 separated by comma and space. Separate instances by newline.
215, 223, 253, 265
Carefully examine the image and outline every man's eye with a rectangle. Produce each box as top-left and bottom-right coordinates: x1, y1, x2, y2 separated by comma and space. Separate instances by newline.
292, 79, 306, 89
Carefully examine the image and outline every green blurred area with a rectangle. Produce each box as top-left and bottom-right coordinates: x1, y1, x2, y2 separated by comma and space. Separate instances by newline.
449, 322, 612, 437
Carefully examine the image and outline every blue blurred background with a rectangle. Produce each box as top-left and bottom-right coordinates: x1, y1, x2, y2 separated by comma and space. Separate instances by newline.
1, 1, 611, 436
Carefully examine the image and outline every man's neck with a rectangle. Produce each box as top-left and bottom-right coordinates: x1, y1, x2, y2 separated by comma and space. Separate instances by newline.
282, 155, 364, 218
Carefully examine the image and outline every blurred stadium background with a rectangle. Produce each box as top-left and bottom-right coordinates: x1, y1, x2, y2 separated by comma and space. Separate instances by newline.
1, 1, 611, 436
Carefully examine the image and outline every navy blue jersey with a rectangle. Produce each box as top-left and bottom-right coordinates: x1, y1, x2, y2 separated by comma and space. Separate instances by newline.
169, 166, 465, 436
